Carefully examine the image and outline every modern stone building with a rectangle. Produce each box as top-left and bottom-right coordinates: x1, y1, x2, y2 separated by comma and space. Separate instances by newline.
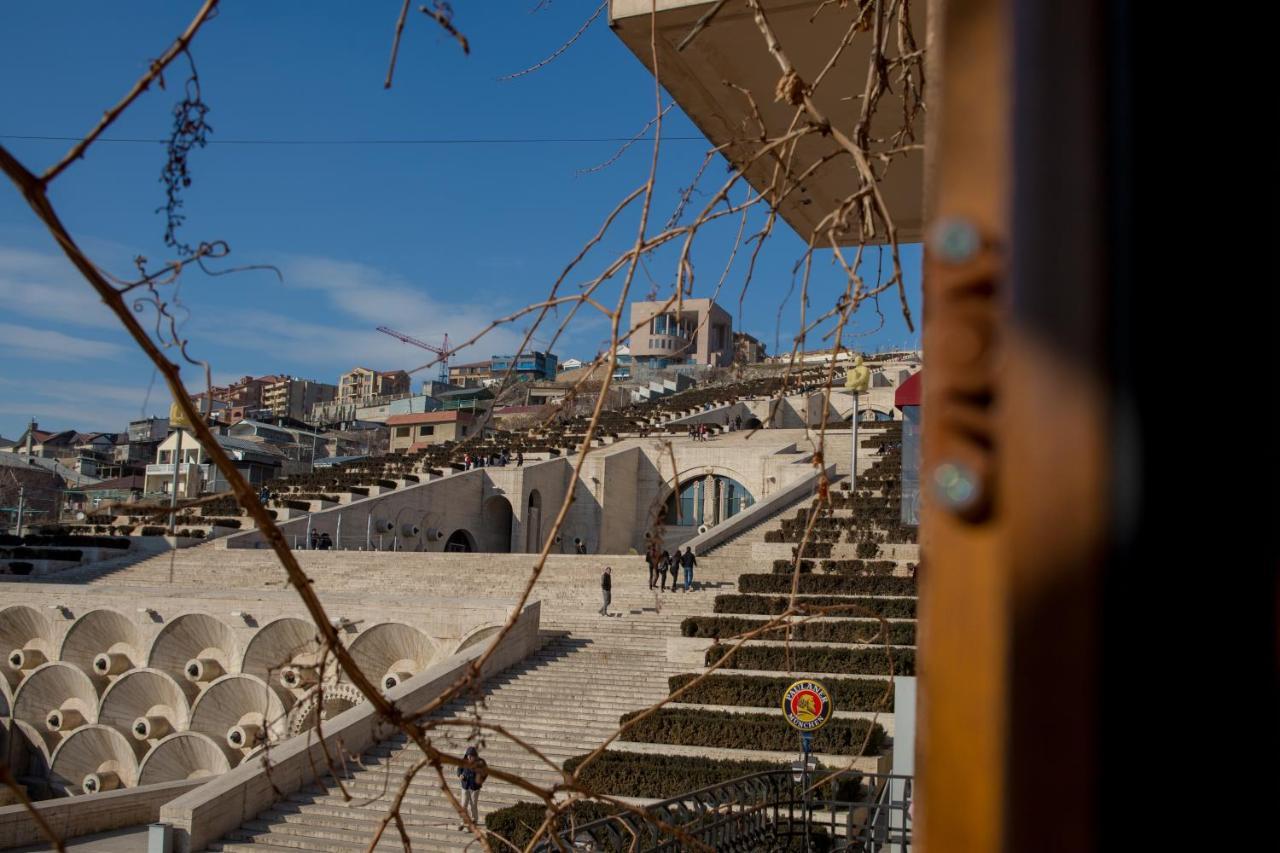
628, 298, 733, 368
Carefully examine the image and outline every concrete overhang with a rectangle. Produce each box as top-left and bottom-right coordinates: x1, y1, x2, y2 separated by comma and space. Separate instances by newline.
610, 0, 926, 245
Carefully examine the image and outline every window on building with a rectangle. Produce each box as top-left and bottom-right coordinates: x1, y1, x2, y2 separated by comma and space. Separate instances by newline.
418, 425, 434, 436
395, 426, 410, 438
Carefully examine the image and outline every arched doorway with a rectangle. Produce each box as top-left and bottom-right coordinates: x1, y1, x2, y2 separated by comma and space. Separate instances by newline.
483, 495, 514, 552
664, 474, 755, 531
526, 490, 542, 553
444, 529, 475, 552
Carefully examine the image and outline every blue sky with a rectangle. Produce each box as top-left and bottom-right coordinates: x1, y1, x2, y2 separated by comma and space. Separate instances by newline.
0, 2, 920, 438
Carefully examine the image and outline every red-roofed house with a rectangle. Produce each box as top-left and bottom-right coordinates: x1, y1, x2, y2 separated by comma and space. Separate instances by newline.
387, 411, 476, 453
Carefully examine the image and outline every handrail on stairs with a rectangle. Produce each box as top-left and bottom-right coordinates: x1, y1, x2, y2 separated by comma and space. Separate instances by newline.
534, 769, 914, 852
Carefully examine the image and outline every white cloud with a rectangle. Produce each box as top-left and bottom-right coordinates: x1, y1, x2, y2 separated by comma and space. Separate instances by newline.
0, 322, 124, 361
0, 247, 119, 329
0, 377, 166, 433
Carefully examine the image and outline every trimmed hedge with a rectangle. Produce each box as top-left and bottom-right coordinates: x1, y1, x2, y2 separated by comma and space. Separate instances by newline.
669, 672, 894, 712
681, 616, 915, 646
563, 751, 862, 801
5, 562, 34, 575
210, 518, 242, 528
707, 644, 915, 676
486, 801, 615, 850
715, 594, 916, 619
772, 559, 816, 574
140, 526, 167, 536
821, 559, 897, 575
619, 707, 885, 756
739, 574, 916, 597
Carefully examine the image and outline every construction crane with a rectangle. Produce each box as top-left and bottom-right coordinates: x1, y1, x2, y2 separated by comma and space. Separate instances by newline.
375, 326, 450, 384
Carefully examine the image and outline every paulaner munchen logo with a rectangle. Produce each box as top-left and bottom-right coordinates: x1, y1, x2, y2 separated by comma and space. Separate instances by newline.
782, 679, 834, 732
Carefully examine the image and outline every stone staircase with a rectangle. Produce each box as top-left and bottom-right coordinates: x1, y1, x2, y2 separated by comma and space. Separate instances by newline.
208, 627, 680, 851
18, 548, 741, 627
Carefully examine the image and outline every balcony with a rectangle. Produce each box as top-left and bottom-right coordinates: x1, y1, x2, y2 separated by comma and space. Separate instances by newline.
146, 462, 201, 477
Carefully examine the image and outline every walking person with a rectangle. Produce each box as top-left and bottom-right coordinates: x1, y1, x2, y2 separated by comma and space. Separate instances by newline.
681, 546, 697, 591
516, 450, 524, 467
599, 566, 612, 616
308, 529, 318, 550
647, 545, 659, 590
658, 549, 671, 592
456, 745, 487, 828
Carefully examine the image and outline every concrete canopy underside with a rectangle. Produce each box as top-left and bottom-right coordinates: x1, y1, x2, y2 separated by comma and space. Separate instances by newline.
610, 0, 926, 245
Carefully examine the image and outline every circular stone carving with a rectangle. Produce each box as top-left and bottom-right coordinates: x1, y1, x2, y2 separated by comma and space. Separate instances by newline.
286, 682, 365, 738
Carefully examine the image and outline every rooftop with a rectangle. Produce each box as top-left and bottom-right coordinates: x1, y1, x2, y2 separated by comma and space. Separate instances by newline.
386, 411, 474, 426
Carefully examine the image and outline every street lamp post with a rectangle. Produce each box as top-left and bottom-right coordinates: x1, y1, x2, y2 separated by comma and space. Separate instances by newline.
844, 355, 871, 492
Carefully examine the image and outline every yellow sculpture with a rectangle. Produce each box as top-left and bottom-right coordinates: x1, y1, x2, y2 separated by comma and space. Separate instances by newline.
844, 354, 871, 392
168, 398, 193, 431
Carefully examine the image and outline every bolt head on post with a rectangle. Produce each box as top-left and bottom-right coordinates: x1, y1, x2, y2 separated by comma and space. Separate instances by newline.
928, 217, 981, 264
932, 461, 980, 511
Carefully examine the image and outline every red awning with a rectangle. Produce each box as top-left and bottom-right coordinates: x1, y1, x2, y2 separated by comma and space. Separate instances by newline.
895, 371, 922, 408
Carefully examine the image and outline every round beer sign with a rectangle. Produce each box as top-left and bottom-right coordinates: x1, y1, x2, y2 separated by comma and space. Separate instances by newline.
782, 679, 834, 731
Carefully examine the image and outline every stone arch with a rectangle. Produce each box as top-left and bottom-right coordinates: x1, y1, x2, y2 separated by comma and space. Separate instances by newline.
658, 465, 757, 531
525, 490, 543, 553
654, 464, 754, 510
482, 495, 514, 552
444, 529, 476, 552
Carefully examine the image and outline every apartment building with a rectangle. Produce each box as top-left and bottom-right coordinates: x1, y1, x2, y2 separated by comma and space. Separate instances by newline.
261, 377, 337, 420
338, 367, 411, 405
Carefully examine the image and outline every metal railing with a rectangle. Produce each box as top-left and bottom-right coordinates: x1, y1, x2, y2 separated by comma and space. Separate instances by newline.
533, 769, 912, 852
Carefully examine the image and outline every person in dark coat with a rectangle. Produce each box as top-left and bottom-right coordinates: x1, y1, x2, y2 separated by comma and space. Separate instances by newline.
681, 546, 697, 591
456, 745, 487, 827
647, 545, 659, 589
658, 549, 671, 592
599, 566, 612, 616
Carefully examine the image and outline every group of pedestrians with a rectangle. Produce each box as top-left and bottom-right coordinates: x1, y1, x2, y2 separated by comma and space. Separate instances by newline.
687, 423, 712, 441
599, 546, 700, 618
462, 450, 523, 470
646, 546, 697, 592
307, 530, 332, 550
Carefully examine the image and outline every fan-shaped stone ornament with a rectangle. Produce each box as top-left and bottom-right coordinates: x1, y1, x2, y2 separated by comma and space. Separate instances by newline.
138, 731, 231, 785
49, 725, 140, 796
188, 673, 286, 763
59, 608, 143, 693
97, 668, 190, 746
12, 662, 98, 752
0, 605, 57, 691
346, 622, 438, 692
240, 617, 327, 707
146, 613, 239, 704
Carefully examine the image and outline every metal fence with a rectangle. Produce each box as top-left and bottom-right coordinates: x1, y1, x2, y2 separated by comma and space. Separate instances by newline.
533, 769, 912, 852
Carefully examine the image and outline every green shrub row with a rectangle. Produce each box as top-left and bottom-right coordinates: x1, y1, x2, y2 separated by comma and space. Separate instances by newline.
618, 707, 885, 756
714, 594, 916, 619
563, 751, 862, 801
706, 643, 916, 676
485, 801, 615, 850
822, 559, 898, 575
739, 573, 916, 597
681, 616, 915, 646
668, 672, 894, 712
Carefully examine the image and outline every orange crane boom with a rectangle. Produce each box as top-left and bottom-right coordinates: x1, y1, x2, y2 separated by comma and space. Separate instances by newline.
375, 326, 450, 384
